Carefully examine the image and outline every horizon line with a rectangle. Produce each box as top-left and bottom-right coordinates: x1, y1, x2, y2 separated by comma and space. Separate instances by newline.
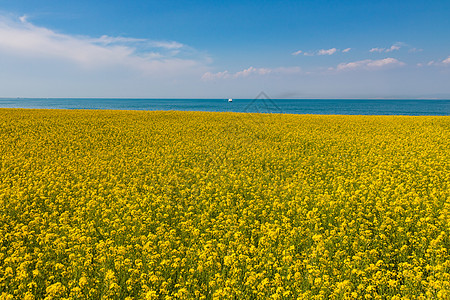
1, 97, 450, 100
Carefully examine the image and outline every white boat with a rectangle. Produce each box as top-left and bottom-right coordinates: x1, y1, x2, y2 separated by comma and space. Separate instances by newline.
228, 98, 233, 102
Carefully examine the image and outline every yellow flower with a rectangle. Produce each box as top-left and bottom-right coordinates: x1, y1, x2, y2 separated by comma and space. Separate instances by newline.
1, 109, 449, 299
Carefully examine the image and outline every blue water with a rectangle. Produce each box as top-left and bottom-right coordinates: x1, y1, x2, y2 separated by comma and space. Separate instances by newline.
0, 98, 449, 116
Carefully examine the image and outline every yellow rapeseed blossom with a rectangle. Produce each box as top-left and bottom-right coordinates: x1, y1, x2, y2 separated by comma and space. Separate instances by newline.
0, 109, 449, 298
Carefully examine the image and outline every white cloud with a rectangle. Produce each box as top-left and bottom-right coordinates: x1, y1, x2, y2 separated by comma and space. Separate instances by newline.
370, 47, 385, 53
367, 58, 402, 67
235, 66, 272, 77
318, 48, 337, 55
334, 58, 405, 71
293, 47, 349, 56
385, 45, 400, 52
417, 57, 450, 67
201, 70, 230, 80
19, 15, 28, 23
149, 41, 185, 49
202, 66, 301, 81
370, 42, 404, 53
93, 35, 147, 44
92, 35, 184, 50
0, 15, 205, 75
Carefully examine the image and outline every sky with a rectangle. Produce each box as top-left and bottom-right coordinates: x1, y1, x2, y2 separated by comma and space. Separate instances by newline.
0, 0, 449, 99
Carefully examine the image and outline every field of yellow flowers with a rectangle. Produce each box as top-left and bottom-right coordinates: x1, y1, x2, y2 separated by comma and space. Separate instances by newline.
0, 108, 449, 299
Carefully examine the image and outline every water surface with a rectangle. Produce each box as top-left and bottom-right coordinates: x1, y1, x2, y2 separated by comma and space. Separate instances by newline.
1, 98, 449, 116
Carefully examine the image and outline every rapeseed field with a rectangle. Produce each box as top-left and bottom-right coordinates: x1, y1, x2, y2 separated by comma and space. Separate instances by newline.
0, 109, 449, 299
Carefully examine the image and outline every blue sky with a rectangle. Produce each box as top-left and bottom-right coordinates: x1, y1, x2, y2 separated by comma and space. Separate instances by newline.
0, 0, 449, 98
